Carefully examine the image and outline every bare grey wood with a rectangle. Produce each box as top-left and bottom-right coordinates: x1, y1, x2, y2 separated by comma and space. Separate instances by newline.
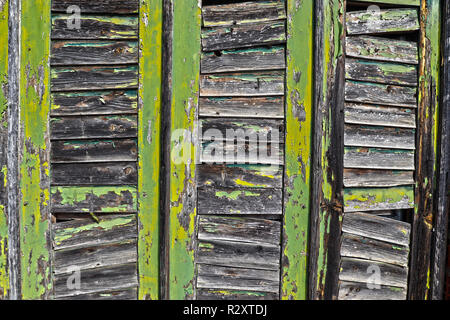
338, 281, 406, 300
345, 103, 416, 128
344, 124, 415, 149
197, 289, 277, 300
344, 147, 415, 170
55, 288, 137, 300
343, 169, 414, 187
51, 0, 138, 13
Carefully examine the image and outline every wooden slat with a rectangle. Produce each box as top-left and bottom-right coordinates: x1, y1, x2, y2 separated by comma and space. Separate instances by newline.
338, 281, 406, 300
50, 115, 137, 140
201, 21, 286, 51
56, 288, 137, 300
51, 90, 138, 116
54, 263, 138, 299
344, 147, 415, 170
345, 59, 417, 86
345, 81, 417, 108
349, 0, 420, 6
197, 239, 280, 270
339, 257, 408, 288
52, 15, 138, 40
51, 187, 137, 214
51, 139, 137, 163
53, 240, 137, 275
198, 216, 281, 246
51, 0, 139, 14
341, 233, 409, 267
342, 211, 411, 246
346, 9, 419, 35
345, 103, 416, 128
197, 264, 280, 293
343, 169, 414, 187
51, 162, 137, 186
202, 1, 286, 27
344, 186, 414, 212
344, 124, 415, 149
51, 41, 138, 66
346, 36, 418, 64
197, 289, 277, 300
198, 164, 283, 189
51, 66, 138, 91
200, 72, 284, 97
199, 97, 284, 119
198, 187, 282, 215
201, 47, 285, 73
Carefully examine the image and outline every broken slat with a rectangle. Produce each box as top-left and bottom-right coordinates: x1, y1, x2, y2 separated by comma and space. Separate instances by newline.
344, 147, 414, 170
339, 257, 408, 288
345, 81, 417, 108
51, 139, 137, 163
344, 124, 415, 149
198, 215, 281, 246
51, 90, 138, 116
51, 41, 138, 66
201, 21, 286, 51
338, 281, 406, 300
342, 211, 411, 246
197, 289, 277, 300
346, 9, 419, 35
51, 66, 138, 91
56, 288, 137, 300
198, 187, 282, 215
200, 72, 284, 97
341, 233, 409, 267
346, 36, 418, 64
50, 115, 137, 140
201, 47, 285, 73
343, 169, 414, 188
202, 1, 286, 27
345, 103, 416, 128
197, 239, 280, 270
51, 187, 137, 214
51, 162, 137, 186
344, 186, 414, 212
197, 264, 280, 293
345, 58, 417, 86
51, 0, 139, 14
52, 15, 138, 40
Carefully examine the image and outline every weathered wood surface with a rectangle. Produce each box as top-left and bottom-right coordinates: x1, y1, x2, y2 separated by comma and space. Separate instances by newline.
346, 36, 418, 64
197, 188, 282, 215
343, 169, 414, 187
200, 72, 284, 97
51, 187, 137, 213
346, 9, 419, 35
338, 281, 407, 300
51, 90, 138, 116
350, 0, 419, 6
51, 162, 137, 186
344, 187, 414, 212
197, 289, 277, 300
344, 147, 414, 170
199, 97, 284, 119
197, 239, 280, 270
342, 211, 411, 246
202, 1, 286, 27
51, 139, 137, 163
201, 47, 285, 73
54, 263, 138, 299
345, 81, 417, 108
198, 164, 282, 189
344, 124, 415, 149
51, 41, 138, 66
52, 215, 137, 251
51, 0, 139, 14
197, 264, 280, 293
341, 233, 409, 267
51, 66, 138, 91
345, 103, 416, 128
52, 15, 138, 40
201, 21, 286, 51
339, 257, 408, 288
198, 216, 281, 245
345, 59, 417, 86
53, 239, 137, 275
55, 288, 137, 300
50, 115, 137, 140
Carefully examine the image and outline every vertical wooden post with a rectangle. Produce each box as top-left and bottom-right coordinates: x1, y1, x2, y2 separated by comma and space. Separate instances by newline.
310, 0, 345, 300
281, 0, 314, 300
